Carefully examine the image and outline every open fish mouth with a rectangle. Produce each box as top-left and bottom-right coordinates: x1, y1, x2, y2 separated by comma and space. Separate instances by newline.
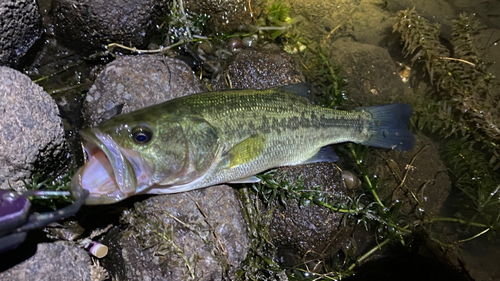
70, 128, 139, 205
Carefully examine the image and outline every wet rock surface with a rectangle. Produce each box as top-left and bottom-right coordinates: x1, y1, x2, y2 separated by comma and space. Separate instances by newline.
0, 67, 67, 191
325, 39, 451, 218
329, 39, 412, 107
440, 234, 500, 281
51, 0, 168, 52
371, 133, 451, 217
0, 242, 91, 281
83, 55, 206, 126
104, 185, 250, 281
184, 0, 263, 34
0, 0, 42, 67
267, 162, 355, 269
212, 48, 305, 90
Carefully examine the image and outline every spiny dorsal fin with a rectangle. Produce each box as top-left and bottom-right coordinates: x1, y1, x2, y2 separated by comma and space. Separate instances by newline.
276, 83, 312, 101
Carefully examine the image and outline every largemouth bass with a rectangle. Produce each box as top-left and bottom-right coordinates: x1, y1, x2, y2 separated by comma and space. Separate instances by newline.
71, 84, 414, 204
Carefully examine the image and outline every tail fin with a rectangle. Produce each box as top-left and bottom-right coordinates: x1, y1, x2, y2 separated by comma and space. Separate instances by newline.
357, 103, 415, 151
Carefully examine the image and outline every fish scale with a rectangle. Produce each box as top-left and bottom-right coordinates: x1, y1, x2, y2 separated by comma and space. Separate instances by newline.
152, 88, 369, 189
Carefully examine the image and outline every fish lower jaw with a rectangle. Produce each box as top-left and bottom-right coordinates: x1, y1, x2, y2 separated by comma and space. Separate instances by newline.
77, 149, 129, 204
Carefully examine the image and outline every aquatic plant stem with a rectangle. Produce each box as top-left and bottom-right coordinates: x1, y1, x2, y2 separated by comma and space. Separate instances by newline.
458, 228, 490, 243
150, 227, 195, 279
423, 217, 491, 245
364, 173, 385, 209
424, 217, 489, 228
106, 40, 191, 53
321, 25, 341, 47
33, 61, 84, 83
289, 267, 339, 280
248, 0, 256, 22
349, 144, 386, 209
347, 223, 411, 272
309, 195, 357, 214
347, 235, 392, 271
439, 57, 475, 66
47, 82, 93, 95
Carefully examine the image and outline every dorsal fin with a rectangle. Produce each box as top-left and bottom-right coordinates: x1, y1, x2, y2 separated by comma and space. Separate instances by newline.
276, 83, 312, 100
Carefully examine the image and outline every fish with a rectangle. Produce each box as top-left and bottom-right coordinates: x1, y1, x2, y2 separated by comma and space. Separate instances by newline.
70, 84, 415, 204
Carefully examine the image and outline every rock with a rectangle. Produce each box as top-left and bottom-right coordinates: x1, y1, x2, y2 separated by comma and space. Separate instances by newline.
51, 0, 168, 52
212, 49, 304, 90
83, 55, 206, 126
326, 39, 451, 229
0, 0, 42, 67
474, 28, 500, 82
0, 67, 67, 192
0, 242, 92, 281
288, 0, 359, 42
346, 133, 452, 270
370, 133, 451, 217
266, 162, 355, 269
104, 185, 250, 281
440, 235, 500, 281
344, 252, 469, 281
329, 39, 412, 107
184, 0, 264, 34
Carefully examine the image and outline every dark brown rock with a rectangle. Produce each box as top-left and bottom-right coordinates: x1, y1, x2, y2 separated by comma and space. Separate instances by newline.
370, 133, 451, 217
184, 0, 264, 34
0, 0, 42, 67
212, 48, 305, 90
267, 162, 355, 269
51, 0, 168, 52
329, 39, 412, 107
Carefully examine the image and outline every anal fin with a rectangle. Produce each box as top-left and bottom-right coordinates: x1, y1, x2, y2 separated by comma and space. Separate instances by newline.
302, 146, 339, 164
227, 175, 261, 184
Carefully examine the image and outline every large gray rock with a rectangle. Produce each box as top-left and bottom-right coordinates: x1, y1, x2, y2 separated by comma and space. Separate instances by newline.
0, 67, 67, 191
0, 0, 42, 67
83, 55, 206, 126
51, 0, 168, 52
0, 242, 92, 281
106, 185, 250, 281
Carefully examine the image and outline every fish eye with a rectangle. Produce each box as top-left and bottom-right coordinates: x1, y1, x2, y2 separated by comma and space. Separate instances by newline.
131, 126, 153, 144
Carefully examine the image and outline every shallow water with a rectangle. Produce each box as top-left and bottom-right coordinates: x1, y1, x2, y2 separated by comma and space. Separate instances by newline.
9, 0, 500, 280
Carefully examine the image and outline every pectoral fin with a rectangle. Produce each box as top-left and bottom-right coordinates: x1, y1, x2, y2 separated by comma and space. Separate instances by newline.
224, 134, 266, 168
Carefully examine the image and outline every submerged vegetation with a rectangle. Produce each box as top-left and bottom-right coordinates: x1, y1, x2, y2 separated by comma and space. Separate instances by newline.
394, 8, 500, 233
21, 172, 73, 210
394, 9, 499, 150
